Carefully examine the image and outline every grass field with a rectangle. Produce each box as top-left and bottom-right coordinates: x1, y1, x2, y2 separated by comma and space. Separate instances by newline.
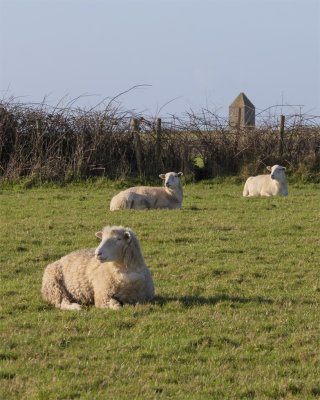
0, 179, 320, 399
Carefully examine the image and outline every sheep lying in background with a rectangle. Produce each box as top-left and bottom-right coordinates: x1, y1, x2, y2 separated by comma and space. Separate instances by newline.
243, 165, 288, 197
110, 171, 183, 210
41, 226, 155, 310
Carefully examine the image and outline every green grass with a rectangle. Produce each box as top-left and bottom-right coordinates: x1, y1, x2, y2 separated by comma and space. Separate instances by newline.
0, 179, 320, 399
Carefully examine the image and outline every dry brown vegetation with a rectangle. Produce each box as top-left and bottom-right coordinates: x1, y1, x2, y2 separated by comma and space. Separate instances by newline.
0, 97, 319, 182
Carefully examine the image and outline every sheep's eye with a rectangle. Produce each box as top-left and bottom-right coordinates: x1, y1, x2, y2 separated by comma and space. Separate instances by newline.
117, 238, 122, 241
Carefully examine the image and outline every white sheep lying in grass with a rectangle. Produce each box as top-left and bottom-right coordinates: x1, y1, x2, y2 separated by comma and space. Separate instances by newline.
110, 171, 183, 210
41, 226, 155, 310
243, 165, 288, 197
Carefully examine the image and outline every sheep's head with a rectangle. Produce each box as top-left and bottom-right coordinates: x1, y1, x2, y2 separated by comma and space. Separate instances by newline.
94, 226, 132, 263
159, 171, 183, 189
267, 165, 286, 180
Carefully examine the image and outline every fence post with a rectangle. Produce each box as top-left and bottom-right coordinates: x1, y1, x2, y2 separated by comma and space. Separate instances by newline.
36, 119, 40, 136
131, 118, 142, 176
279, 115, 285, 157
155, 118, 161, 170
35, 119, 43, 183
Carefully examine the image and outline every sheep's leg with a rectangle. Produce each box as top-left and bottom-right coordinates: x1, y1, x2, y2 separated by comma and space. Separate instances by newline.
243, 183, 249, 197
106, 298, 123, 310
42, 263, 82, 310
95, 297, 123, 310
60, 299, 82, 310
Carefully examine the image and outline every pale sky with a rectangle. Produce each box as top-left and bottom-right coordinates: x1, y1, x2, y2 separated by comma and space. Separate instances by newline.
0, 0, 319, 118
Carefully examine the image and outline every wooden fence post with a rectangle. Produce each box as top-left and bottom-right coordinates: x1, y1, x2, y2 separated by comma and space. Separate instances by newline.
155, 118, 161, 170
36, 119, 40, 136
131, 118, 142, 176
35, 119, 43, 183
279, 115, 285, 157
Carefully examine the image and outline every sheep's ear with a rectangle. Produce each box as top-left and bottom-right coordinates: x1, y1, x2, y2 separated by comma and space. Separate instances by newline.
123, 231, 131, 241
95, 231, 103, 239
159, 174, 165, 179
281, 166, 286, 171
266, 166, 272, 172
178, 172, 183, 177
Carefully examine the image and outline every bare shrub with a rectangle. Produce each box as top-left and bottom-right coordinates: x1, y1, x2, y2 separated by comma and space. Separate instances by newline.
0, 98, 319, 182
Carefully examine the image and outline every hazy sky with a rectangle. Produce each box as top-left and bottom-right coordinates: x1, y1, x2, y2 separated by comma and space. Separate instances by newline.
0, 0, 319, 118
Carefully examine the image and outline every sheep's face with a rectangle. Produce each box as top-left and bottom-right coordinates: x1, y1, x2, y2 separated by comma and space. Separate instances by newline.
159, 171, 183, 189
94, 227, 131, 262
267, 165, 286, 181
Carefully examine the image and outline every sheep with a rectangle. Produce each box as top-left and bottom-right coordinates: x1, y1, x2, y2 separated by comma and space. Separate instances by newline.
110, 171, 183, 210
243, 165, 288, 197
41, 226, 155, 310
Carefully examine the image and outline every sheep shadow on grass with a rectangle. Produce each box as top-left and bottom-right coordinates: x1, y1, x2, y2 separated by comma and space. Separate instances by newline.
153, 294, 273, 308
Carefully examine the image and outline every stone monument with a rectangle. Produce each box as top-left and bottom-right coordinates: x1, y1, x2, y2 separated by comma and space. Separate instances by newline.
229, 92, 255, 128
